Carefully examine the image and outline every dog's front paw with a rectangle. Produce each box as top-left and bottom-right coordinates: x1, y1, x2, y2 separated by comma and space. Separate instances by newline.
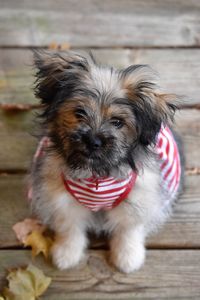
110, 242, 145, 273
51, 238, 85, 270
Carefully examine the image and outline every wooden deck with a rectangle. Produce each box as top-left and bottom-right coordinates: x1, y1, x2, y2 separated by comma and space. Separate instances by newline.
0, 1, 200, 299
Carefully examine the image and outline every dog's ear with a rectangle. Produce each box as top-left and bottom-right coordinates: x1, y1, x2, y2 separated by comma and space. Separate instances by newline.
33, 50, 89, 105
121, 65, 179, 146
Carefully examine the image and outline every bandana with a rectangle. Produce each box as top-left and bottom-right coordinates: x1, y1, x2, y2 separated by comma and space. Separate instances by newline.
29, 126, 181, 211
61, 171, 137, 211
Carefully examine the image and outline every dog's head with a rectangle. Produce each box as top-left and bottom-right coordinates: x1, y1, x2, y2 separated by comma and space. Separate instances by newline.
34, 51, 178, 177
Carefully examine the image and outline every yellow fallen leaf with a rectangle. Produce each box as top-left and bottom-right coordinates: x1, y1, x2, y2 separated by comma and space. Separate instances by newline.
3, 264, 51, 300
48, 41, 58, 49
13, 218, 45, 244
48, 41, 71, 50
0, 296, 5, 300
0, 79, 7, 89
24, 231, 53, 259
60, 42, 71, 50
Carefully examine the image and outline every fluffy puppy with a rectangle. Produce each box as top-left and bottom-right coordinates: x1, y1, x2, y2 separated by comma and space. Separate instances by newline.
29, 51, 184, 273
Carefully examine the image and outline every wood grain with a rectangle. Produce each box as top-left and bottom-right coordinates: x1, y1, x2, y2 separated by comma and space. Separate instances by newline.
175, 109, 200, 170
0, 110, 37, 170
0, 174, 200, 249
1, 48, 200, 105
0, 175, 30, 247
0, 49, 36, 104
0, 1, 199, 296
0, 109, 199, 171
148, 174, 200, 248
0, 249, 200, 299
1, 0, 200, 48
0, 49, 200, 106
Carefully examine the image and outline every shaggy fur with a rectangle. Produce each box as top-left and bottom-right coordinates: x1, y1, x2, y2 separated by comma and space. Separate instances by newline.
30, 50, 184, 273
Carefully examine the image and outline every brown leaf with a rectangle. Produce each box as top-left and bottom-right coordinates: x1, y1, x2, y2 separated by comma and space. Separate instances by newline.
48, 42, 71, 50
3, 264, 51, 300
60, 42, 71, 50
0, 103, 42, 112
185, 167, 200, 175
24, 231, 53, 259
13, 219, 46, 244
48, 41, 58, 49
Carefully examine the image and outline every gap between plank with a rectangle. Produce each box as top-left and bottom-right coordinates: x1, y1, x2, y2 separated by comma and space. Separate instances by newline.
1, 245, 200, 251
1, 45, 200, 50
1, 168, 200, 176
1, 104, 200, 112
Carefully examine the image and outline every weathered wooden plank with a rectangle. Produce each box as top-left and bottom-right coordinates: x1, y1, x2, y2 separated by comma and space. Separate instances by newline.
1, 0, 200, 47
0, 174, 200, 248
175, 109, 200, 170
148, 173, 200, 248
0, 110, 37, 170
128, 48, 200, 106
0, 175, 30, 247
0, 109, 199, 170
0, 49, 36, 104
0, 249, 200, 299
1, 48, 200, 105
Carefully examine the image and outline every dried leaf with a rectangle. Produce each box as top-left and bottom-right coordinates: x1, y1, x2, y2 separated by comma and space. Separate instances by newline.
0, 79, 7, 89
24, 231, 53, 259
0, 296, 5, 300
3, 264, 51, 300
48, 41, 58, 49
48, 41, 71, 50
13, 218, 53, 259
185, 167, 200, 175
13, 219, 46, 244
0, 103, 42, 112
60, 42, 71, 50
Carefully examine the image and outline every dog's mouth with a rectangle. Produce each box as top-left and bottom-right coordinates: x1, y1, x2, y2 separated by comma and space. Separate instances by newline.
71, 148, 104, 162
66, 148, 114, 175
82, 149, 103, 158
61, 134, 122, 176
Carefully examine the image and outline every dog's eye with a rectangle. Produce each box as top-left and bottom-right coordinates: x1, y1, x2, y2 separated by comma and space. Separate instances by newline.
75, 108, 87, 119
110, 118, 124, 129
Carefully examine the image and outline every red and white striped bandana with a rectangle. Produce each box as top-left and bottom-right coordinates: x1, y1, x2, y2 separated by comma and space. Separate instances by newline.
61, 171, 137, 211
29, 126, 181, 211
156, 126, 181, 201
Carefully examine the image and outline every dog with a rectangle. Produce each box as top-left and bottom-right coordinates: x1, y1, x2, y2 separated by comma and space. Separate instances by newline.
29, 50, 184, 273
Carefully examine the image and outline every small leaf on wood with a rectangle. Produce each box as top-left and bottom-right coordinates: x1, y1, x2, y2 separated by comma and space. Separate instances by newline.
2, 264, 51, 300
13, 218, 46, 244
24, 231, 53, 259
0, 103, 42, 112
48, 41, 71, 50
186, 167, 200, 175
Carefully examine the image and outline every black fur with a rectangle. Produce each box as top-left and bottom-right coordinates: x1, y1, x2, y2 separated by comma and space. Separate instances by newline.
120, 65, 178, 146
34, 51, 89, 106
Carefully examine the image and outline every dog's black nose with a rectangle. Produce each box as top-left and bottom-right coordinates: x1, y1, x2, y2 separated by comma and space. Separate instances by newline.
83, 134, 103, 151
92, 136, 102, 149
